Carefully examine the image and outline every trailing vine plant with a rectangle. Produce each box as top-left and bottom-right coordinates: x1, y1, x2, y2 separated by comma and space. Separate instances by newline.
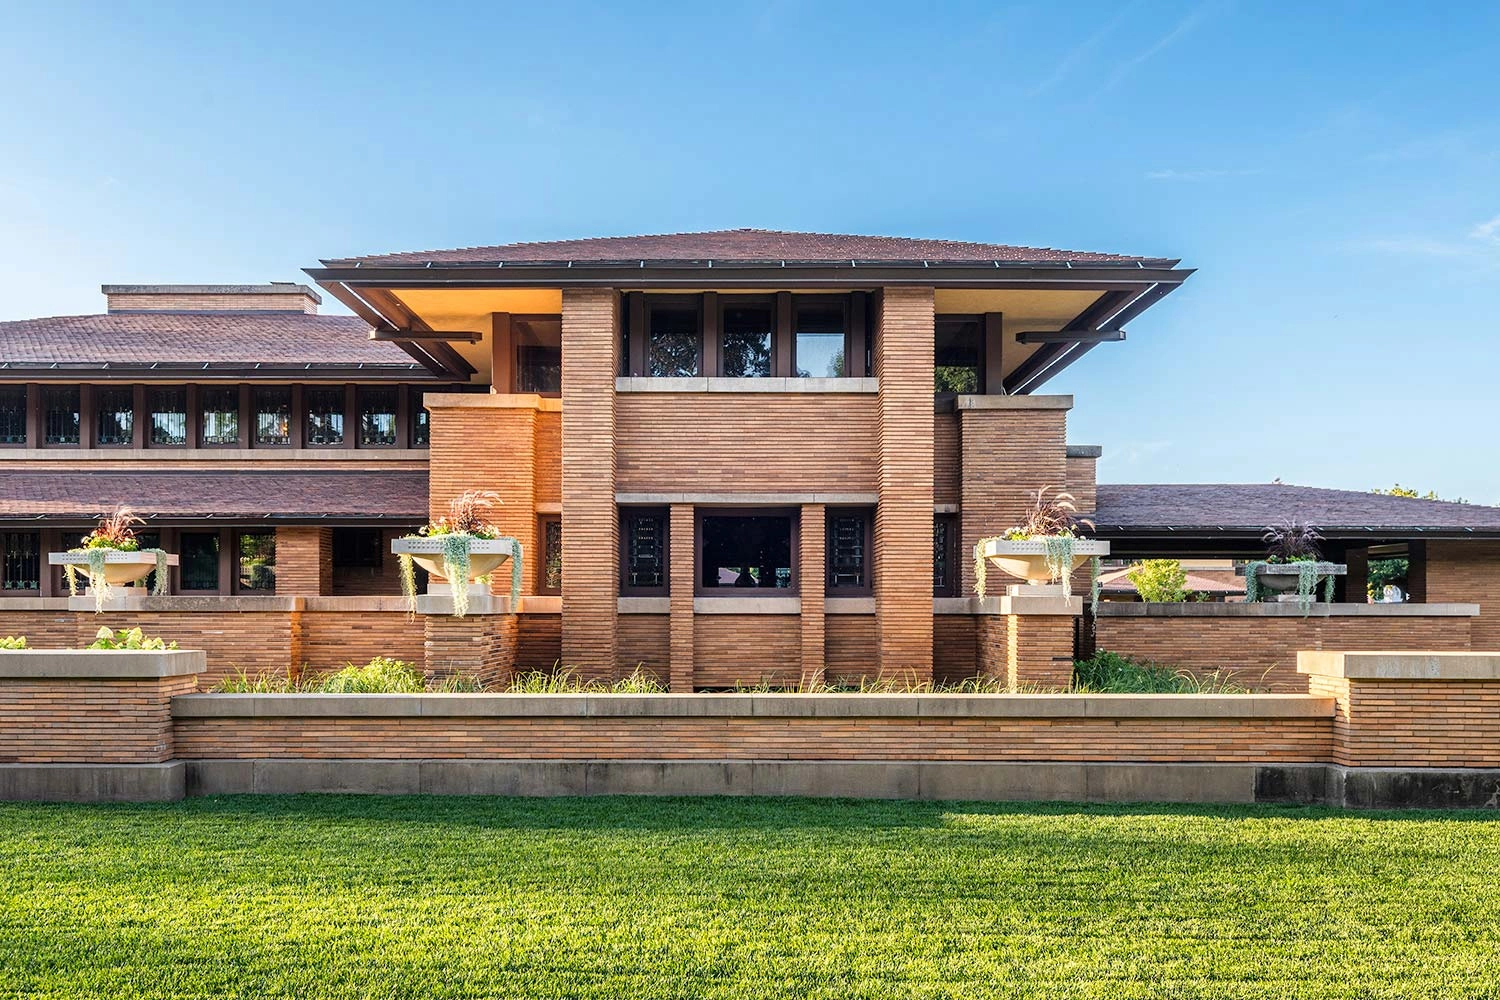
398, 490, 523, 618
64, 507, 170, 613
973, 487, 1094, 601
1243, 520, 1337, 614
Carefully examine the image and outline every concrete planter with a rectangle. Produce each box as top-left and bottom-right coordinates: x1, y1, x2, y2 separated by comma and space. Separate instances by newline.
48, 550, 178, 587
391, 537, 515, 583
1240, 562, 1346, 600
978, 537, 1110, 586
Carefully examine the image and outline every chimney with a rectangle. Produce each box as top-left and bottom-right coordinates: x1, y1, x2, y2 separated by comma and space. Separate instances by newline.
101, 282, 322, 315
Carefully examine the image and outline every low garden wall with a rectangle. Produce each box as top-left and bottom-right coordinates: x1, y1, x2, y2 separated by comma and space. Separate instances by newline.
1093, 603, 1478, 691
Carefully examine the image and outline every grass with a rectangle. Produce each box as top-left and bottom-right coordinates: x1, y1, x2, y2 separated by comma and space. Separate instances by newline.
1, 796, 1499, 998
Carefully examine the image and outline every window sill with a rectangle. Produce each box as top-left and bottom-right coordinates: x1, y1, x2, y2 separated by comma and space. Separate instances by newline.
616, 377, 877, 394
618, 597, 669, 614
825, 597, 875, 614
693, 597, 801, 614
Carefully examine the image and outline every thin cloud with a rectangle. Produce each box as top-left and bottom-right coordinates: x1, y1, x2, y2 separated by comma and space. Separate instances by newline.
1095, 1, 1218, 96
1027, 10, 1130, 97
1145, 168, 1264, 181
1472, 214, 1500, 244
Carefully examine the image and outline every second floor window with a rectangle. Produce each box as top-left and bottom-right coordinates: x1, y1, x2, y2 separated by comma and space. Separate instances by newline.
305, 387, 344, 446
149, 388, 187, 446
43, 386, 79, 446
935, 316, 983, 393
0, 387, 25, 445
648, 299, 701, 377
201, 387, 239, 446
721, 299, 774, 378
254, 388, 291, 446
793, 300, 846, 378
357, 387, 398, 447
94, 387, 134, 446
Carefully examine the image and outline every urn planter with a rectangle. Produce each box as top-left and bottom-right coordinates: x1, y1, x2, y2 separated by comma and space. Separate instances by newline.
390, 537, 515, 583
1238, 561, 1346, 601
48, 550, 178, 587
977, 537, 1111, 586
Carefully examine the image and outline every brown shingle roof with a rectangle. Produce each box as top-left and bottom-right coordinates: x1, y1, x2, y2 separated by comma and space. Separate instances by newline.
0, 470, 428, 521
0, 312, 423, 370
331, 228, 1167, 267
1094, 484, 1500, 534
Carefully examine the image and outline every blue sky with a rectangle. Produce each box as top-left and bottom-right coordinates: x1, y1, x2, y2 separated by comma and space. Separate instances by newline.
2, 2, 1497, 500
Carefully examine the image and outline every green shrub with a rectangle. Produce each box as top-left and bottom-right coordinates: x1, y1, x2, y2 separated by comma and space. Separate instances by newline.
87, 627, 176, 651
316, 657, 427, 694
1073, 649, 1250, 694
0, 636, 26, 650
509, 665, 666, 694
1126, 559, 1188, 602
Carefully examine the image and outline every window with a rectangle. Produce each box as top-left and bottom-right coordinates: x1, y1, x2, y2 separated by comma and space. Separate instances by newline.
933, 515, 957, 597
516, 316, 562, 394
357, 387, 398, 447
0, 387, 26, 445
43, 386, 79, 445
332, 527, 382, 568
699, 510, 795, 593
149, 387, 186, 446
304, 387, 345, 446
826, 508, 872, 594
1, 532, 39, 591
935, 316, 983, 393
94, 387, 134, 446
409, 389, 430, 448
179, 532, 220, 591
647, 298, 701, 377
135, 530, 162, 593
793, 300, 846, 378
539, 516, 562, 594
200, 387, 239, 446
235, 532, 276, 592
254, 387, 291, 446
620, 508, 667, 595
720, 298, 774, 378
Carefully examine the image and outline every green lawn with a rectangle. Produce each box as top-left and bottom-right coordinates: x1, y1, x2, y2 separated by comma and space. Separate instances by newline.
2, 796, 1499, 998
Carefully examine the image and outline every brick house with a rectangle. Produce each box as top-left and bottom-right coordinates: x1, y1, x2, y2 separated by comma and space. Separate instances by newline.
2, 230, 1497, 689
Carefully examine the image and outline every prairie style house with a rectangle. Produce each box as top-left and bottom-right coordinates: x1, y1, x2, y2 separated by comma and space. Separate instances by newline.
2, 230, 1497, 689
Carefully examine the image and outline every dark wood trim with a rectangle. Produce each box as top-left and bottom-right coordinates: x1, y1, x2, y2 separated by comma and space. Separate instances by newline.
130, 385, 146, 449
236, 384, 251, 449
774, 292, 792, 378
289, 384, 305, 449
626, 292, 646, 377
788, 294, 848, 379
642, 294, 704, 377
369, 329, 483, 343
1002, 289, 1136, 394
197, 384, 241, 449
24, 383, 40, 448
217, 528, 232, 595
491, 312, 513, 392
618, 506, 670, 597
1015, 328, 1126, 345
700, 292, 720, 378
395, 383, 411, 446
358, 287, 477, 379
983, 312, 1005, 394
824, 506, 874, 596
693, 506, 801, 597
848, 293, 867, 378
342, 385, 357, 450
76, 385, 93, 450
184, 384, 200, 450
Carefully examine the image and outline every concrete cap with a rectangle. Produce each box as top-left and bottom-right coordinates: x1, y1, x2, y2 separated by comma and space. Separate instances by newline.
1298, 650, 1500, 680
0, 649, 205, 679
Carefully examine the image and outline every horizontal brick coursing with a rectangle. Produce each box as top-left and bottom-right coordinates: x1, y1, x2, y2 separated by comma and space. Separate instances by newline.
516, 614, 561, 670
616, 394, 878, 493
934, 616, 978, 683
1426, 541, 1500, 649
0, 675, 196, 764
693, 615, 801, 688
1094, 615, 1472, 692
825, 614, 876, 682
619, 614, 668, 678
172, 714, 1333, 763
299, 611, 424, 675
933, 411, 961, 506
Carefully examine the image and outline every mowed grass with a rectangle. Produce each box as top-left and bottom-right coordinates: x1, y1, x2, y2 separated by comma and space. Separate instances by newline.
2, 797, 1500, 998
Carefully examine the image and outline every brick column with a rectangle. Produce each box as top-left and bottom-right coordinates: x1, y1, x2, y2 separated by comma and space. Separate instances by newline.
800, 504, 826, 688
874, 287, 935, 682
1424, 539, 1500, 648
274, 526, 332, 596
957, 397, 1069, 596
561, 288, 619, 678
423, 612, 517, 689
976, 593, 1079, 691
669, 504, 695, 692
1341, 547, 1369, 604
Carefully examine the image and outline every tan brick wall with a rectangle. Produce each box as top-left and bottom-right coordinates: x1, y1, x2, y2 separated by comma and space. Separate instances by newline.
560, 289, 619, 676
1096, 614, 1473, 692
933, 411, 961, 507
977, 615, 1005, 682
174, 712, 1333, 764
89, 610, 296, 685
693, 615, 801, 688
959, 406, 1067, 596
800, 504, 826, 686
619, 614, 668, 679
1065, 455, 1097, 515
1310, 673, 1500, 768
669, 504, 695, 691
275, 527, 331, 596
1, 674, 197, 764
875, 287, 935, 680
299, 611, 424, 675
105, 291, 317, 313
424, 613, 516, 688
534, 408, 562, 507
1425, 540, 1500, 649
516, 614, 561, 671
615, 394, 877, 493
1007, 614, 1076, 690
825, 615, 876, 683
933, 616, 978, 683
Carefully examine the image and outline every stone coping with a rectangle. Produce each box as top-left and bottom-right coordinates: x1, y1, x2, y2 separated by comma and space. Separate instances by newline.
615, 377, 877, 394
939, 394, 1072, 412
693, 597, 800, 615
0, 649, 205, 679
618, 598, 669, 615
1098, 602, 1479, 618
824, 597, 875, 614
172, 691, 1332, 720
1298, 651, 1500, 681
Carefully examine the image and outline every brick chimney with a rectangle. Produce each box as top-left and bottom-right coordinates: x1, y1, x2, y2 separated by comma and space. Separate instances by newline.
101, 282, 322, 315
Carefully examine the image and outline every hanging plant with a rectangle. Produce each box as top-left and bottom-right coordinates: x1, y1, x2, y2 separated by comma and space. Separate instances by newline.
395, 490, 523, 618
64, 506, 171, 612
973, 487, 1096, 601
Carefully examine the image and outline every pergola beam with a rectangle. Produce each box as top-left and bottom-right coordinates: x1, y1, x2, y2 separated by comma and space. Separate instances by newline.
369, 329, 483, 344
1015, 328, 1127, 345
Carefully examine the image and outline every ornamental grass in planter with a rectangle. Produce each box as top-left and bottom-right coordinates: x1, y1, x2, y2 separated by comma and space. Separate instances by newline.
394, 490, 523, 618
973, 487, 1107, 604
1239, 519, 1345, 612
51, 507, 175, 613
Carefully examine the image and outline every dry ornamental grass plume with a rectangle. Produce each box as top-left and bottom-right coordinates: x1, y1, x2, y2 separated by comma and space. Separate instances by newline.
447, 490, 503, 535
1013, 486, 1094, 539
85, 506, 144, 549
1261, 519, 1323, 562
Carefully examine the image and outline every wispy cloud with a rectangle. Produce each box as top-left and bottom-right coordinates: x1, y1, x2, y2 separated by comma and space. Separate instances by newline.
1094, 1, 1218, 97
1360, 217, 1500, 264
1027, 10, 1130, 97
1145, 167, 1264, 181
1472, 214, 1500, 244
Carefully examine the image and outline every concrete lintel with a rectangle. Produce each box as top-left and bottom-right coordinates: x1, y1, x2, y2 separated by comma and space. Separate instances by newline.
693, 597, 801, 615
1298, 650, 1500, 681
955, 394, 1073, 411
0, 763, 184, 802
615, 376, 877, 394
1097, 602, 1480, 619
1065, 444, 1103, 458
618, 597, 670, 615
824, 597, 875, 615
302, 596, 412, 613
0, 649, 205, 679
617, 492, 879, 506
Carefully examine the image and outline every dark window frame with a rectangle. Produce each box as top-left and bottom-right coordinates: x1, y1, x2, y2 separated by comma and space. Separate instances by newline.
42, 385, 81, 447
409, 388, 431, 448
355, 386, 401, 448
302, 386, 347, 448
250, 385, 293, 448
91, 385, 136, 448
618, 506, 669, 597
233, 530, 277, 595
177, 530, 225, 594
513, 314, 563, 396
198, 386, 242, 448
934, 313, 986, 396
538, 515, 563, 595
147, 386, 188, 448
933, 514, 959, 597
791, 295, 851, 379
718, 295, 777, 379
0, 386, 29, 447
0, 530, 41, 594
644, 294, 703, 378
694, 506, 800, 597
825, 506, 874, 596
